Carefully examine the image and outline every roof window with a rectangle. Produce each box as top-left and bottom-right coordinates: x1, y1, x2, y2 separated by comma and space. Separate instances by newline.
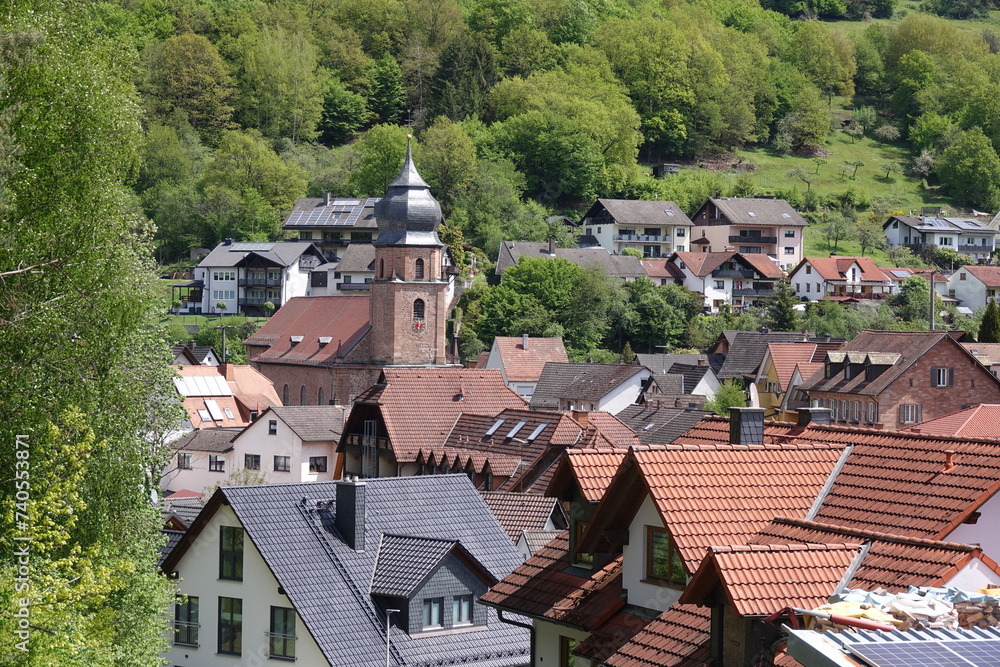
485, 419, 505, 436
525, 423, 548, 442
506, 420, 528, 439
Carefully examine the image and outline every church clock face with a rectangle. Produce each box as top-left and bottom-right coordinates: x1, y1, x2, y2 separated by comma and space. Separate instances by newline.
412, 319, 425, 333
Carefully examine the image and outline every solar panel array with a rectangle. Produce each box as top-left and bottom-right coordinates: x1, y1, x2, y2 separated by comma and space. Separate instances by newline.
952, 219, 989, 231
284, 198, 379, 227
847, 638, 1000, 667
173, 375, 233, 397
231, 242, 274, 251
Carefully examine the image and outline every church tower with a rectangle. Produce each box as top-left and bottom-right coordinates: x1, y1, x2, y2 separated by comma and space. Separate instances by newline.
369, 139, 450, 366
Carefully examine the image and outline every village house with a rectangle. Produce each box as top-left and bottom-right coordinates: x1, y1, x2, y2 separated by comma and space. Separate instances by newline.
667, 250, 785, 312
528, 362, 653, 414
799, 329, 1000, 430
754, 341, 842, 421
578, 198, 695, 258
787, 256, 894, 301
883, 214, 999, 263
479, 490, 567, 559
688, 197, 809, 270
171, 343, 221, 366
171, 363, 281, 432
949, 265, 1000, 309
161, 475, 530, 666
495, 240, 647, 281
282, 194, 378, 262
482, 335, 569, 399
174, 239, 325, 316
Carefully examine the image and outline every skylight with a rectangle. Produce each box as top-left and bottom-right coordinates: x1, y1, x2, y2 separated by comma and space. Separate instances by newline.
782, 213, 791, 218
506, 420, 528, 439
525, 423, 548, 442
747, 212, 756, 217
485, 419, 505, 436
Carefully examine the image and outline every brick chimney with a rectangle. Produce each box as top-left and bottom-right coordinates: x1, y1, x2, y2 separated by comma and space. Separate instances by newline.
729, 407, 764, 445
220, 363, 236, 382
572, 410, 589, 428
796, 407, 831, 427
336, 479, 366, 551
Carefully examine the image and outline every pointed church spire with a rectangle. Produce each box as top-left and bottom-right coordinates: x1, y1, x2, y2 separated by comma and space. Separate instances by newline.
374, 134, 443, 246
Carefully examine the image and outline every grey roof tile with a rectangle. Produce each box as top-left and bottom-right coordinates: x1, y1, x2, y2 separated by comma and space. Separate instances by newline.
615, 404, 713, 445
370, 534, 458, 597
267, 406, 349, 441
716, 331, 811, 379
529, 363, 649, 409
169, 428, 240, 453
495, 242, 646, 279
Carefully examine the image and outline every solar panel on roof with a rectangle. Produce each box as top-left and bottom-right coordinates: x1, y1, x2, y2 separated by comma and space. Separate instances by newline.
847, 639, 1000, 667
890, 270, 911, 278
204, 399, 225, 421
948, 639, 1000, 664
231, 242, 274, 251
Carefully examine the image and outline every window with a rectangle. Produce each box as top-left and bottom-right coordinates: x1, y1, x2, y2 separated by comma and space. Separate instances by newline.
853, 401, 861, 421
178, 452, 193, 470
899, 404, 922, 424
646, 526, 686, 586
309, 456, 328, 473
785, 230, 795, 237
453, 595, 473, 626
415, 258, 425, 279
298, 231, 312, 240
676, 245, 685, 252
892, 221, 899, 228
560, 636, 577, 667
269, 606, 296, 660
245, 454, 260, 470
676, 228, 686, 237
932, 367, 955, 387
219, 526, 243, 580
739, 246, 761, 254
300, 385, 307, 405
714, 280, 724, 289
282, 384, 289, 405
961, 273, 967, 280
784, 247, 794, 254
174, 596, 199, 647
269, 419, 278, 435
867, 403, 877, 423
806, 265, 812, 274
413, 298, 425, 320
806, 283, 811, 293
764, 381, 780, 394
218, 597, 242, 655
274, 456, 290, 472
572, 520, 593, 567
209, 455, 225, 473
422, 598, 443, 629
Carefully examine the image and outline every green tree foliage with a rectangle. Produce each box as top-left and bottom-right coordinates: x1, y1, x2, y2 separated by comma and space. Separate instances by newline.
936, 127, 1000, 210
779, 85, 831, 149
319, 77, 369, 145
144, 32, 237, 141
618, 278, 703, 352
417, 116, 478, 215
705, 379, 747, 416
765, 279, 800, 331
427, 32, 499, 121
857, 213, 887, 256
0, 3, 177, 660
888, 275, 942, 325
349, 123, 411, 196
978, 299, 1000, 343
367, 55, 407, 124
791, 23, 856, 99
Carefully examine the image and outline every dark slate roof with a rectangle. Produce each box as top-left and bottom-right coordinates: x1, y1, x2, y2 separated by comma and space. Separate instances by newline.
716, 331, 810, 379
168, 428, 240, 452
667, 363, 711, 394
700, 197, 808, 227
615, 404, 714, 445
529, 363, 649, 409
370, 534, 459, 597
267, 406, 349, 441
651, 373, 683, 395
199, 240, 324, 268
285, 196, 379, 229
586, 198, 694, 227
162, 496, 204, 529
173, 476, 529, 667
159, 530, 185, 566
335, 242, 376, 273
188, 346, 218, 363
480, 491, 566, 542
637, 353, 725, 375
495, 242, 646, 279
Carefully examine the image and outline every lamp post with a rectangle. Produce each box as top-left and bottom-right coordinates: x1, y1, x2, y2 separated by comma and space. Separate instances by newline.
385, 608, 400, 667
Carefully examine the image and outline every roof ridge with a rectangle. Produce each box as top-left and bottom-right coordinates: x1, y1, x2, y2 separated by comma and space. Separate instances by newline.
773, 517, 978, 551
713, 542, 860, 554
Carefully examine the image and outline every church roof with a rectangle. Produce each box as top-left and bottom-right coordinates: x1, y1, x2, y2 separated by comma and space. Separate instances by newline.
374, 140, 444, 247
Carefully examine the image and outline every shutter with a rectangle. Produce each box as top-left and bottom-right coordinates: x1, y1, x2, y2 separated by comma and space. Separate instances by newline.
949, 368, 955, 387
931, 367, 938, 387
917, 404, 923, 423
898, 405, 905, 424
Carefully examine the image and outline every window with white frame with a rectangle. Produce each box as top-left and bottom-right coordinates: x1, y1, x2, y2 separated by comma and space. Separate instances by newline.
764, 381, 780, 394
785, 230, 795, 237
899, 404, 922, 424
422, 598, 443, 629
931, 367, 954, 387
867, 403, 877, 423
453, 595, 473, 626
784, 247, 794, 254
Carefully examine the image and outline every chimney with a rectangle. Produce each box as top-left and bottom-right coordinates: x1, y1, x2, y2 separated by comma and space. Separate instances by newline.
697, 358, 706, 366
943, 450, 956, 473
522, 333, 529, 350
220, 363, 236, 382
323, 191, 331, 206
335, 480, 366, 551
548, 237, 557, 255
729, 407, 764, 445
572, 410, 589, 428
223, 237, 233, 246
796, 407, 832, 427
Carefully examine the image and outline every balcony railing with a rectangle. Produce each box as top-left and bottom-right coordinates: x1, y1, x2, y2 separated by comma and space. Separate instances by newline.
343, 434, 391, 449
712, 269, 755, 278
959, 244, 993, 253
239, 278, 282, 287
242, 296, 282, 306
337, 282, 370, 291
173, 622, 199, 647
732, 288, 775, 297
729, 236, 777, 244
266, 632, 296, 660
614, 234, 672, 243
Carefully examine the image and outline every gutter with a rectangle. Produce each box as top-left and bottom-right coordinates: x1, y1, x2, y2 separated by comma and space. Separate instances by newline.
494, 609, 536, 666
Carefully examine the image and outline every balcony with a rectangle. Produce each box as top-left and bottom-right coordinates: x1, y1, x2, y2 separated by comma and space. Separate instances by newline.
614, 234, 672, 243
729, 235, 777, 244
172, 621, 199, 647
239, 277, 281, 287
337, 282, 370, 291
959, 243, 994, 253
712, 269, 754, 279
732, 288, 775, 297
242, 296, 282, 306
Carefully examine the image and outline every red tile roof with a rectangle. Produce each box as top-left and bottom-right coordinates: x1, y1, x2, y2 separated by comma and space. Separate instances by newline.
751, 517, 1000, 592
902, 404, 1000, 440
480, 491, 564, 542
480, 531, 626, 631
962, 342, 1000, 366
244, 295, 370, 366
352, 368, 527, 460
585, 412, 641, 448
603, 603, 711, 667
581, 444, 846, 572
958, 264, 1000, 287
175, 364, 281, 426
740, 253, 785, 279
764, 343, 820, 392
680, 543, 861, 617
492, 336, 568, 382
797, 256, 890, 283
640, 259, 685, 281
573, 610, 657, 664
546, 450, 629, 502
672, 251, 734, 277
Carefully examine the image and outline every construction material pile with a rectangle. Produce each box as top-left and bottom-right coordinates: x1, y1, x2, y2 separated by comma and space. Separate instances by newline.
809, 586, 1000, 632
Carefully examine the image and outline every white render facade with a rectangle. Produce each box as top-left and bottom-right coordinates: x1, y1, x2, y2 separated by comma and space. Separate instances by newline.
559, 368, 652, 415
884, 215, 1000, 262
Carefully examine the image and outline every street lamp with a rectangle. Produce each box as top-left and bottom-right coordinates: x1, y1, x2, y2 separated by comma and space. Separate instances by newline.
385, 608, 400, 667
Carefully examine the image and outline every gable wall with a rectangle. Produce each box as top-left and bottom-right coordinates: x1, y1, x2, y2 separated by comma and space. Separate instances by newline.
166, 504, 328, 666
408, 553, 491, 633
623, 494, 683, 612
596, 370, 651, 415
947, 490, 1000, 558
945, 555, 1000, 591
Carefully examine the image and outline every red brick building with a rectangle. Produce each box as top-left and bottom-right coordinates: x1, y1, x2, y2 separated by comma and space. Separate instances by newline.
798, 330, 1000, 430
